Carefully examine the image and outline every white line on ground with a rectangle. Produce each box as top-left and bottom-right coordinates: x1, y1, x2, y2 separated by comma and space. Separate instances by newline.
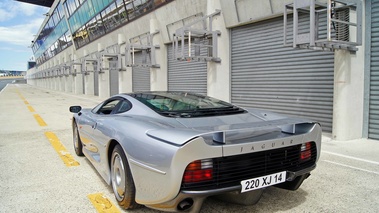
322, 160, 379, 175
322, 151, 379, 166
0, 84, 9, 95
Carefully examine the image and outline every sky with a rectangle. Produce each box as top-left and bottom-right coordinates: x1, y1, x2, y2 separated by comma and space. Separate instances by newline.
0, 0, 48, 71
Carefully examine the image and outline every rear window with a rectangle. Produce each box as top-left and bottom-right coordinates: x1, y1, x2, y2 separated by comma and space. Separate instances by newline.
130, 92, 246, 117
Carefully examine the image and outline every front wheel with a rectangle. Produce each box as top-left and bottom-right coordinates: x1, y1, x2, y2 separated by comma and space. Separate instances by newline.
73, 121, 84, 156
111, 145, 139, 209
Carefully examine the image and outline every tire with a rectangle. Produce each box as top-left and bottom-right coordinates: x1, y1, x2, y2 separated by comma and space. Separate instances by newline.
73, 121, 84, 156
111, 145, 139, 209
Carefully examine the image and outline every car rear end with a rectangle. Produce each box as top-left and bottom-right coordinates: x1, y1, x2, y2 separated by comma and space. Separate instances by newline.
144, 121, 321, 212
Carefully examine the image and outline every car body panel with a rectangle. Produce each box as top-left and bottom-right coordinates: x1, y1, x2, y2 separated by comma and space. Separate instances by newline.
70, 92, 322, 210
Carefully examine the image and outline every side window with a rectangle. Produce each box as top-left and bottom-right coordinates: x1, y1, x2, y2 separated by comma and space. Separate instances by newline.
97, 99, 120, 115
114, 100, 132, 114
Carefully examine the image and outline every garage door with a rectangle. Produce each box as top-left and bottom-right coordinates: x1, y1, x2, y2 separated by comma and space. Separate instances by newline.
109, 60, 119, 96
231, 16, 335, 132
167, 43, 207, 94
368, 0, 379, 139
132, 52, 150, 92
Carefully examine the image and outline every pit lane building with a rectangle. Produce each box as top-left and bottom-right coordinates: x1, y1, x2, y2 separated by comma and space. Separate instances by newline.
25, 0, 376, 141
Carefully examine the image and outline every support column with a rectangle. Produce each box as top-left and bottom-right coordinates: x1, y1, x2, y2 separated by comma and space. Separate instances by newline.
150, 17, 168, 91
118, 34, 131, 93
99, 62, 110, 98
73, 54, 83, 94
333, 49, 364, 140
207, 0, 230, 102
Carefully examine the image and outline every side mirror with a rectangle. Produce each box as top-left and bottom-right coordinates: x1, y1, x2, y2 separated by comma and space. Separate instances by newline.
69, 106, 82, 113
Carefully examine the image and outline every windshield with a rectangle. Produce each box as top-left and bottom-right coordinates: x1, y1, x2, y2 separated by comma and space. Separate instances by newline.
130, 92, 246, 117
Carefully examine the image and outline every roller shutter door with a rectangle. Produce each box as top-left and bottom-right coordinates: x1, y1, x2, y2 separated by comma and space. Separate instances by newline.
167, 43, 207, 94
369, 0, 379, 139
231, 16, 334, 132
109, 60, 119, 96
132, 52, 150, 92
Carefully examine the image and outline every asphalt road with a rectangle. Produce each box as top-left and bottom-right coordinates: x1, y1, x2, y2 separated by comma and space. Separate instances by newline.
0, 77, 25, 91
1, 84, 379, 213
0, 78, 15, 91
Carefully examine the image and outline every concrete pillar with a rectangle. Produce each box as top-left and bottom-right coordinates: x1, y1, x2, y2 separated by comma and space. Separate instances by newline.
333, 49, 364, 140
119, 68, 132, 93
118, 31, 132, 93
99, 59, 110, 99
50, 77, 54, 90
83, 49, 94, 95
97, 43, 110, 98
207, 0, 230, 102
65, 75, 72, 93
73, 54, 83, 94
150, 16, 168, 91
332, 6, 365, 141
57, 77, 60, 91
84, 69, 95, 95
118, 34, 132, 93
60, 76, 65, 91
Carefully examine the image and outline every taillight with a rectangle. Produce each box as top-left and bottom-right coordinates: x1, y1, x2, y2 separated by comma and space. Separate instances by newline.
183, 159, 213, 184
300, 142, 312, 162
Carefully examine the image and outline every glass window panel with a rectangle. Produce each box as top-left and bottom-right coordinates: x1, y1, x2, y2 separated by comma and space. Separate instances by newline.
101, 7, 111, 31
115, 0, 128, 23
65, 31, 73, 46
69, 0, 78, 16
63, 1, 70, 16
125, 1, 136, 20
57, 3, 63, 18
86, 1, 96, 19
91, 0, 101, 12
78, 2, 88, 25
86, 15, 105, 41
73, 25, 89, 48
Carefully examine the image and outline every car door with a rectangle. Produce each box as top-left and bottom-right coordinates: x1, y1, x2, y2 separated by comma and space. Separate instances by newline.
89, 98, 132, 163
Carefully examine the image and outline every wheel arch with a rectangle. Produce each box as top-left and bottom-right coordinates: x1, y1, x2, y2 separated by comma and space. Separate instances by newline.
108, 139, 121, 169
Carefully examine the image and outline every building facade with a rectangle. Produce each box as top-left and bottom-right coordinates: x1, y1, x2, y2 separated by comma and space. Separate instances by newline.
26, 0, 376, 141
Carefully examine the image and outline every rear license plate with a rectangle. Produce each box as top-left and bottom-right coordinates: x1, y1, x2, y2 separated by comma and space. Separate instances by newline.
241, 171, 286, 193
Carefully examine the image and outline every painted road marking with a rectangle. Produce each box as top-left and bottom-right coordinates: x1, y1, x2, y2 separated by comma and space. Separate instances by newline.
34, 114, 47, 126
16, 90, 26, 101
44, 131, 80, 167
323, 160, 379, 175
88, 193, 121, 213
27, 105, 35, 112
16, 90, 46, 126
323, 151, 379, 166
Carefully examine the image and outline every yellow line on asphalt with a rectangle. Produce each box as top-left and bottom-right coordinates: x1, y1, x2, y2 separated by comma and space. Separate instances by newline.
27, 105, 35, 112
44, 132, 80, 167
16, 90, 29, 105
88, 193, 121, 213
33, 114, 47, 126
16, 90, 25, 99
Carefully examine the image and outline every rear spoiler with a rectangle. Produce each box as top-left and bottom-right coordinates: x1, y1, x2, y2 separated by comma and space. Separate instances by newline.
146, 118, 318, 146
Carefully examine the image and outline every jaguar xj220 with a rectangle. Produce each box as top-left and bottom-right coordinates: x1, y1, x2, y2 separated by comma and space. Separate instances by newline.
69, 91, 321, 212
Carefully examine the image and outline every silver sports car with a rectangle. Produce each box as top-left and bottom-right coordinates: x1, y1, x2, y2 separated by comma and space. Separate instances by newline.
69, 91, 321, 212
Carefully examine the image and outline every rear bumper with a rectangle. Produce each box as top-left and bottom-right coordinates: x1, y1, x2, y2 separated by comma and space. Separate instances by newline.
145, 165, 316, 212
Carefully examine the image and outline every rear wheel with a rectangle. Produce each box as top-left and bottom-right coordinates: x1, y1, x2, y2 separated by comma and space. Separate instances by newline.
111, 145, 139, 209
73, 121, 84, 156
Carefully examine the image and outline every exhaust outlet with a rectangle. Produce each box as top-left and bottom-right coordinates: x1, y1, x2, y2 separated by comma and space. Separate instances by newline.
177, 198, 194, 211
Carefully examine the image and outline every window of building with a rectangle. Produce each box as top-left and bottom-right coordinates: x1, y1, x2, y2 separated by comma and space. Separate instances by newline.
115, 0, 128, 24
87, 14, 105, 41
